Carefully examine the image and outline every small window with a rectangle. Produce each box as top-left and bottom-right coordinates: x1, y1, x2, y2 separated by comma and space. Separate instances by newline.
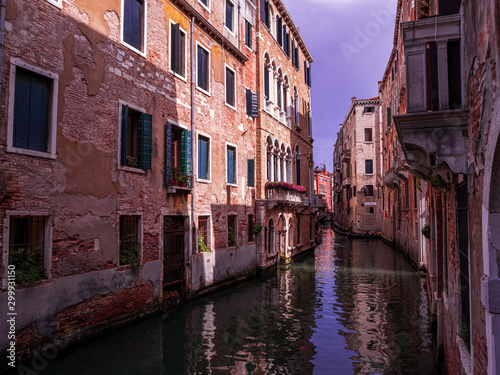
197, 44, 209, 92
225, 66, 235, 108
119, 215, 140, 267
363, 106, 375, 114
225, 0, 234, 32
227, 145, 237, 185
365, 159, 373, 175
170, 23, 186, 77
120, 105, 152, 170
228, 215, 237, 247
245, 20, 252, 49
9, 216, 47, 284
123, 0, 144, 52
198, 0, 209, 8
198, 135, 210, 181
365, 128, 373, 142
367, 207, 375, 214
247, 159, 255, 187
198, 216, 210, 250
248, 215, 254, 242
353, 186, 356, 197
364, 185, 374, 196
276, 16, 282, 46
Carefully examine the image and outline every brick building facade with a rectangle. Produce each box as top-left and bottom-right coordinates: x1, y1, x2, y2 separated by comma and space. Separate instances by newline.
313, 165, 333, 213
0, 0, 317, 364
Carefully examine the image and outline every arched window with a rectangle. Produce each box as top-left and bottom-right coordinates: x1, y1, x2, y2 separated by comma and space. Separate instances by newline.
264, 53, 271, 101
293, 86, 299, 127
296, 145, 301, 185
276, 68, 283, 110
266, 136, 273, 181
280, 143, 285, 182
274, 139, 280, 182
286, 146, 292, 183
283, 75, 290, 126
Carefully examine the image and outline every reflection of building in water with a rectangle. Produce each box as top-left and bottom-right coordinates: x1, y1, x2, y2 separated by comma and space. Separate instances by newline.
333, 240, 434, 374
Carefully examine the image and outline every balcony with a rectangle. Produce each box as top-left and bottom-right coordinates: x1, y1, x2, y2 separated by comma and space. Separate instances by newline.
384, 168, 399, 187
265, 188, 306, 209
166, 174, 193, 194
310, 194, 327, 213
342, 149, 351, 161
395, 14, 467, 182
342, 177, 351, 187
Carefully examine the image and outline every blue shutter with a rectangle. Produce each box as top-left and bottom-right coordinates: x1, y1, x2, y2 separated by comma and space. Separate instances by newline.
165, 123, 172, 186
121, 105, 129, 166
137, 113, 152, 170
198, 137, 207, 180
181, 129, 192, 186
247, 159, 255, 187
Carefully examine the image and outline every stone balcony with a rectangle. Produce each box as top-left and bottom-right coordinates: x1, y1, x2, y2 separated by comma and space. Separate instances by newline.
342, 149, 351, 161
384, 168, 399, 187
265, 188, 307, 209
395, 14, 468, 182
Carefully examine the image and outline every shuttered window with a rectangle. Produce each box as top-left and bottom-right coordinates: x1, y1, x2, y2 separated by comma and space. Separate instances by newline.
225, 0, 234, 32
386, 106, 392, 129
296, 157, 301, 185
13, 68, 51, 152
171, 23, 185, 76
245, 20, 252, 48
246, 89, 258, 118
276, 16, 282, 46
198, 135, 209, 180
121, 105, 152, 170
123, 0, 144, 51
291, 39, 296, 65
247, 159, 255, 187
264, 66, 270, 99
227, 145, 236, 184
225, 67, 235, 107
165, 123, 192, 186
197, 45, 209, 92
264, 0, 270, 28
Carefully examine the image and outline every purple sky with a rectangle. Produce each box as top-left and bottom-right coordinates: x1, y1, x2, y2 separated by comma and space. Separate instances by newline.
284, 0, 397, 171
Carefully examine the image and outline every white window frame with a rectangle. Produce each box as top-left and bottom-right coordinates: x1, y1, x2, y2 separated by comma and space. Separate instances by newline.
197, 131, 212, 183
224, 64, 236, 110
2, 211, 53, 290
225, 142, 238, 186
244, 19, 253, 51
224, 0, 236, 35
46, 0, 62, 9
196, 41, 211, 95
197, 0, 210, 11
120, 0, 148, 58
168, 20, 188, 81
7, 59, 58, 160
117, 100, 147, 174
118, 213, 143, 266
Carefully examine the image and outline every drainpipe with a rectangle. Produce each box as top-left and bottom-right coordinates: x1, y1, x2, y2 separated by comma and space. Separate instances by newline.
238, 2, 242, 50
190, 16, 197, 253
0, 0, 6, 103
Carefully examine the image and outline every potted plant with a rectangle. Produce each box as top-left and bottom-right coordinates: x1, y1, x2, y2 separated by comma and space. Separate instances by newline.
198, 235, 211, 252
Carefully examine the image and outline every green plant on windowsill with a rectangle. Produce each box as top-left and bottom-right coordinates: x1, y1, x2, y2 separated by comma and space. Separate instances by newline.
120, 234, 140, 275
126, 155, 138, 168
172, 167, 190, 186
422, 224, 431, 239
228, 228, 238, 248
9, 247, 45, 285
198, 235, 212, 253
252, 224, 263, 235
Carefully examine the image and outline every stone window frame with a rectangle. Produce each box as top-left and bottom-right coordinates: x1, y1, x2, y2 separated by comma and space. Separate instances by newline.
120, 0, 148, 58
225, 142, 238, 187
196, 41, 211, 95
168, 20, 188, 82
117, 213, 143, 266
224, 0, 236, 35
197, 0, 210, 12
7, 58, 59, 160
224, 64, 237, 110
117, 100, 148, 174
46, 0, 62, 9
2, 210, 53, 290
196, 131, 212, 184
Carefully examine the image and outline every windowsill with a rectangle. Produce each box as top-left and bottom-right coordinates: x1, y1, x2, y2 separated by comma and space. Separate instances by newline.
7, 146, 56, 160
196, 85, 211, 97
225, 102, 236, 111
46, 0, 62, 9
197, 0, 210, 12
244, 44, 253, 53
365, 173, 374, 176
365, 141, 374, 144
120, 40, 147, 59
171, 70, 187, 83
197, 178, 212, 184
118, 165, 146, 174
224, 25, 235, 36
226, 183, 238, 187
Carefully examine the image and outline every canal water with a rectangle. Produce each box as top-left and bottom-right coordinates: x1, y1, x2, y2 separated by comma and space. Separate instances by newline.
38, 228, 437, 374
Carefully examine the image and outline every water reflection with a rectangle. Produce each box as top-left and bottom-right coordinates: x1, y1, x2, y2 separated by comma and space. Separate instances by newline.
39, 228, 436, 375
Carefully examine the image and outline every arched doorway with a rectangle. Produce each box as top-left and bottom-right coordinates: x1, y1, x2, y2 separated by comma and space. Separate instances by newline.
277, 215, 286, 259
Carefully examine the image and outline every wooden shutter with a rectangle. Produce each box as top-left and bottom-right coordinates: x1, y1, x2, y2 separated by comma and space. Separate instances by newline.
387, 106, 392, 127
252, 92, 258, 118
226, 68, 234, 106
198, 137, 207, 180
292, 39, 296, 65
304, 60, 307, 82
181, 129, 192, 186
137, 113, 152, 170
247, 159, 255, 187
171, 23, 182, 74
296, 158, 301, 185
246, 89, 252, 116
121, 105, 129, 166
294, 46, 299, 68
276, 16, 282, 46
165, 123, 172, 186
308, 65, 311, 86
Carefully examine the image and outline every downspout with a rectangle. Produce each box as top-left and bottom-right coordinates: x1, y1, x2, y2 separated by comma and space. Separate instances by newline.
238, 2, 242, 50
190, 16, 197, 253
0, 0, 6, 103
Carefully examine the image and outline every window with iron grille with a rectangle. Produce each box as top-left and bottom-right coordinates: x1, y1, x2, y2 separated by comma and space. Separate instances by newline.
9, 216, 47, 284
198, 216, 209, 248
119, 215, 140, 266
228, 215, 237, 247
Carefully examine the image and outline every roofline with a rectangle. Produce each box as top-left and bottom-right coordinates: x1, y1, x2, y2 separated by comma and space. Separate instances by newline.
272, 0, 313, 63
380, 0, 403, 88
341, 97, 381, 127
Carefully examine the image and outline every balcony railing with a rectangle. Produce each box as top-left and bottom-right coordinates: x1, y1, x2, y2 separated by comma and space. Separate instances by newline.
265, 188, 307, 209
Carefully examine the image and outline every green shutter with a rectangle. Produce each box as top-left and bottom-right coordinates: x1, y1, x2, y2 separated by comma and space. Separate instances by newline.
181, 129, 192, 187
165, 123, 172, 186
138, 113, 152, 170
121, 105, 129, 166
247, 159, 255, 187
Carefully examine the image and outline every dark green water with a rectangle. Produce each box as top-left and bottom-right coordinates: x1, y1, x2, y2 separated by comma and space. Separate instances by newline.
37, 228, 436, 374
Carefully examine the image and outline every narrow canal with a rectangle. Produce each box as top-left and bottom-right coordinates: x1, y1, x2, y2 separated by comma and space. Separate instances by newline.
39, 228, 437, 374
